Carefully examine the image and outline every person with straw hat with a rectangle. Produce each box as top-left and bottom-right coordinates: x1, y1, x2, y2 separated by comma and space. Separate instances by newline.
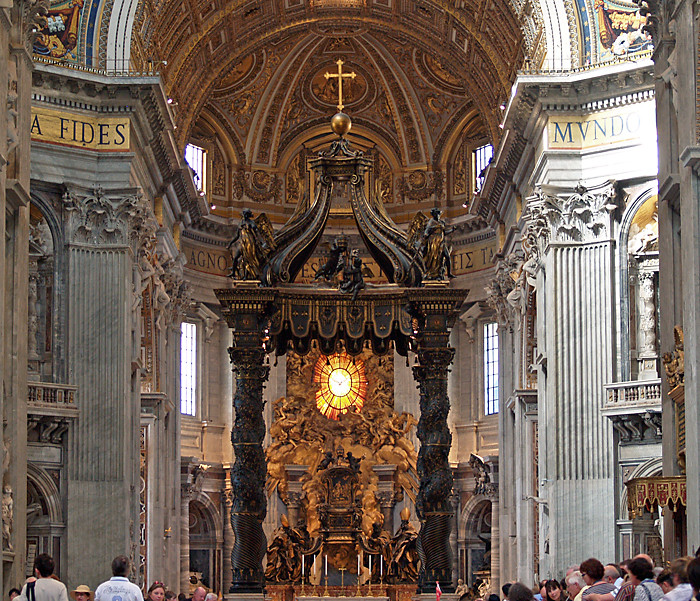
70, 586, 93, 601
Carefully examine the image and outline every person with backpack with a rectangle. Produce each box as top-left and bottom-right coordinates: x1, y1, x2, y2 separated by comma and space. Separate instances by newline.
17, 554, 68, 601
628, 557, 664, 601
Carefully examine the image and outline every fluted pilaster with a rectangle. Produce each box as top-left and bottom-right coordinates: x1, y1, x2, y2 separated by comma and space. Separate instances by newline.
63, 187, 155, 585
526, 181, 619, 575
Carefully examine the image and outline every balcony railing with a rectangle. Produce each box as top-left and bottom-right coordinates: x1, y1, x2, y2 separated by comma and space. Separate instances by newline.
28, 381, 77, 406
602, 379, 662, 415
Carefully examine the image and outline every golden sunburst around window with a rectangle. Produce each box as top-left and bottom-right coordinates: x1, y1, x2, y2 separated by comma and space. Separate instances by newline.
314, 352, 367, 420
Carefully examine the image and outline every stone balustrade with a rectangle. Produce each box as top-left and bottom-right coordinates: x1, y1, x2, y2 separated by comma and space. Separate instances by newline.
28, 381, 78, 406
602, 379, 662, 414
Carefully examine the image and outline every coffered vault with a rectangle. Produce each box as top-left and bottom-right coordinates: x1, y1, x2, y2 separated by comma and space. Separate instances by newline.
118, 1, 548, 153
130, 0, 544, 141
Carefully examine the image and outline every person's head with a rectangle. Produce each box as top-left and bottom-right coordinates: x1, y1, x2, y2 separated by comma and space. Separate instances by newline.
656, 570, 673, 594
565, 566, 580, 579
669, 556, 692, 587
503, 583, 513, 600
192, 587, 207, 601
111, 555, 130, 577
604, 565, 621, 584
488, 594, 500, 601
33, 554, 55, 578
565, 571, 585, 599
508, 583, 535, 601
70, 586, 93, 601
164, 592, 176, 601
147, 583, 165, 601
627, 557, 654, 585
539, 580, 548, 599
204, 594, 217, 601
580, 558, 605, 585
687, 557, 700, 596
177, 594, 186, 601
8, 589, 20, 600
634, 554, 654, 568
619, 559, 631, 577
544, 579, 562, 601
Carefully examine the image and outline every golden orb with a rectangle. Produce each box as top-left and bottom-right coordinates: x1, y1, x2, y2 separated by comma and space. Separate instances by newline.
330, 112, 352, 136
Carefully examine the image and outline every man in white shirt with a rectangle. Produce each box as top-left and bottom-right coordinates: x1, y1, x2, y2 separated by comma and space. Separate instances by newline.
17, 554, 69, 601
94, 556, 144, 601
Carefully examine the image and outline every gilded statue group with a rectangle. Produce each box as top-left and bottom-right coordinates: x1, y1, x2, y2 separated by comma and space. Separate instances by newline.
265, 508, 420, 584
228, 205, 454, 285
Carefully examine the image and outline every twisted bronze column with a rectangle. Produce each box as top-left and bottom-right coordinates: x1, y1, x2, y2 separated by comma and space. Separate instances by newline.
414, 347, 456, 593
228, 347, 269, 593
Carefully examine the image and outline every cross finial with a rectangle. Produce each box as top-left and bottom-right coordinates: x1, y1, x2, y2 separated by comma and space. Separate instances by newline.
324, 59, 357, 112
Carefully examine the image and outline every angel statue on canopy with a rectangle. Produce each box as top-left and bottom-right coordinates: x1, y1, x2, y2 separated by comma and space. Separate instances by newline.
227, 208, 276, 280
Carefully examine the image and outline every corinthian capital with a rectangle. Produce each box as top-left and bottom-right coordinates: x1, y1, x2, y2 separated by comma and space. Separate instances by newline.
525, 181, 619, 246
62, 186, 158, 247
485, 253, 524, 327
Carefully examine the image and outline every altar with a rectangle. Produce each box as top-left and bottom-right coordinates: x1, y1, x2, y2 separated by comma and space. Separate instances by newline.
297, 596, 389, 601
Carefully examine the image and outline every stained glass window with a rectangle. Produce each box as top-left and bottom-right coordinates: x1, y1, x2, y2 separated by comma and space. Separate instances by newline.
314, 352, 368, 420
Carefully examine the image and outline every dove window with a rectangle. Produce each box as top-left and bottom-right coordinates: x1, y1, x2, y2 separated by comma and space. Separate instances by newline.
314, 352, 368, 420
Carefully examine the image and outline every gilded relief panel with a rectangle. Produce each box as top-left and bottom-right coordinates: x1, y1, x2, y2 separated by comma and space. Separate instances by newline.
267, 349, 420, 537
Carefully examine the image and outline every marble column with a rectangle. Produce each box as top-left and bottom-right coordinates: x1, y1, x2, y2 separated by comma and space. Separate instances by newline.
181, 483, 192, 594
489, 494, 500, 595
636, 265, 659, 380
228, 347, 269, 593
526, 182, 618, 575
414, 347, 456, 593
222, 485, 234, 594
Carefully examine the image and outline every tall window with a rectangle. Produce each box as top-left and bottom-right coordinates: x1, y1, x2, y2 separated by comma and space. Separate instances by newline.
181, 322, 197, 416
484, 322, 499, 415
185, 144, 207, 193
473, 143, 494, 193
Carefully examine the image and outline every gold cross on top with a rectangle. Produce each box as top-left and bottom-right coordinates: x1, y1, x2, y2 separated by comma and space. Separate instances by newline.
324, 59, 356, 112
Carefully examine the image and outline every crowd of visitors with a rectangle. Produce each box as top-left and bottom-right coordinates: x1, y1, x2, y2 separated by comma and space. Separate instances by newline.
7, 550, 700, 601
7, 554, 214, 601
501, 555, 700, 601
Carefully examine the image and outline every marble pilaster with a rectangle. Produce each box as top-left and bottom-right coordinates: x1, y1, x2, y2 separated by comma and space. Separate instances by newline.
527, 182, 618, 575
678, 150, 700, 550
63, 187, 155, 585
